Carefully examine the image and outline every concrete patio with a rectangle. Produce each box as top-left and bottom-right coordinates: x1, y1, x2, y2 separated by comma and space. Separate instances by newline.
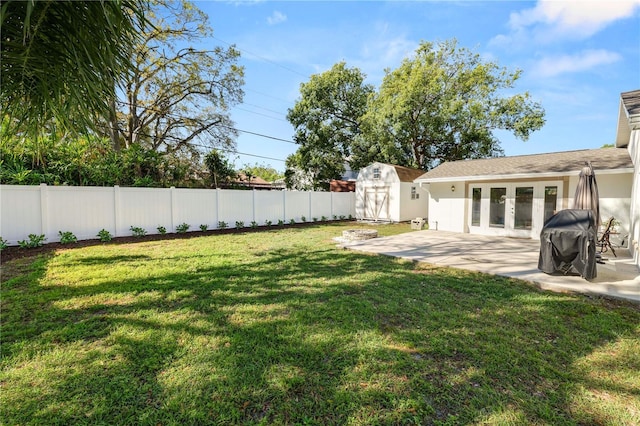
340, 229, 640, 303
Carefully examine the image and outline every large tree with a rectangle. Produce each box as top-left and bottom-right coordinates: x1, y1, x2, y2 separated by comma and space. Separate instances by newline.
0, 0, 145, 136
109, 0, 244, 155
286, 62, 374, 190
356, 39, 545, 170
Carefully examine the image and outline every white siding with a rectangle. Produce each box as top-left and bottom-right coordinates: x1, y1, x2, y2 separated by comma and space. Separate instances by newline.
398, 183, 428, 222
427, 181, 466, 232
628, 129, 640, 265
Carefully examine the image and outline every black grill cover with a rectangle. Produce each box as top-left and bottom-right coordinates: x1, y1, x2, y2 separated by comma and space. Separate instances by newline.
538, 209, 597, 280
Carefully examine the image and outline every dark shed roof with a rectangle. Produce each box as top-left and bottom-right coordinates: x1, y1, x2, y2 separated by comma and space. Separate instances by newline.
415, 148, 632, 182
621, 90, 640, 117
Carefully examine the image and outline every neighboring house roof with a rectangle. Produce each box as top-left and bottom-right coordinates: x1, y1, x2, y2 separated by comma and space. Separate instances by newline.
415, 148, 632, 183
616, 89, 640, 147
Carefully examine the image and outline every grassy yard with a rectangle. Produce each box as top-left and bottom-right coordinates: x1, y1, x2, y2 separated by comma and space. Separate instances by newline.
1, 223, 639, 425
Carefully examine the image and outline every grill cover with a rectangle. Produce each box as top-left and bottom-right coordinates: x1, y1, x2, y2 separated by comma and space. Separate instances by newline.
538, 209, 597, 280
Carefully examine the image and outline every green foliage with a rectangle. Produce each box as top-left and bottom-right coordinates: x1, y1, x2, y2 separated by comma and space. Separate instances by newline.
0, 237, 8, 251
286, 62, 373, 190
129, 226, 147, 237
240, 162, 283, 183
97, 229, 113, 242
0, 133, 197, 187
218, 221, 228, 229
313, 217, 318, 222
301, 216, 306, 222
199, 224, 209, 232
277, 219, 285, 226
17, 234, 46, 248
235, 221, 244, 229
321, 216, 328, 221
0, 0, 145, 137
204, 150, 237, 188
250, 221, 258, 229
112, 0, 244, 155
357, 39, 545, 170
289, 219, 296, 225
157, 226, 167, 235
176, 223, 190, 234
58, 231, 77, 244
265, 220, 272, 227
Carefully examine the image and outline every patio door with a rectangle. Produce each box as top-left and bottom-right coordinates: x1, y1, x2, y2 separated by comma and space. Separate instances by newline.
469, 182, 562, 238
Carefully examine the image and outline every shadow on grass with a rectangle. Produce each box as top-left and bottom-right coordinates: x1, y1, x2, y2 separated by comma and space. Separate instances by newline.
1, 238, 639, 425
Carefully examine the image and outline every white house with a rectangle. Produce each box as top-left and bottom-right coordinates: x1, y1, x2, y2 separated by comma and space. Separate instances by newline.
356, 162, 427, 222
413, 148, 633, 240
616, 89, 640, 266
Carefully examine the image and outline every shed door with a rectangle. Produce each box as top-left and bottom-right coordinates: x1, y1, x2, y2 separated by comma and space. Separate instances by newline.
364, 188, 390, 221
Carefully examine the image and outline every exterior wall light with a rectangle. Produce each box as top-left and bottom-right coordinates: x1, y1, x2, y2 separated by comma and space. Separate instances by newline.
451, 185, 455, 192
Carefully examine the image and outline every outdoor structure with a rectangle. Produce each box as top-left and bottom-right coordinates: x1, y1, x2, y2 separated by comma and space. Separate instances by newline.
413, 148, 633, 239
355, 162, 427, 222
616, 89, 640, 266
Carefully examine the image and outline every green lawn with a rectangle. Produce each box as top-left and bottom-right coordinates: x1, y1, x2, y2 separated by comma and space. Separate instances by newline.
1, 223, 639, 425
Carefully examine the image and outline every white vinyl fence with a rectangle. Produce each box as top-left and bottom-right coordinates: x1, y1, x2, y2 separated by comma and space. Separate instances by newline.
0, 184, 356, 246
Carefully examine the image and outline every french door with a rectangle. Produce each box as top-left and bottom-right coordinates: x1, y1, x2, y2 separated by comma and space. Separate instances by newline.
469, 182, 562, 238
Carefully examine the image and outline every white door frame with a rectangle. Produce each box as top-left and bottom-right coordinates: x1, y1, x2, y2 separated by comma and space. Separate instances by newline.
468, 181, 563, 238
364, 186, 390, 221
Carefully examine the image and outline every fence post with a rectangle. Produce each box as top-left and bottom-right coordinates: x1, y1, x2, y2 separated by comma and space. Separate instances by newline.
283, 190, 287, 222
308, 191, 312, 222
216, 189, 220, 229
252, 189, 257, 224
39, 183, 49, 239
170, 186, 177, 233
113, 185, 120, 236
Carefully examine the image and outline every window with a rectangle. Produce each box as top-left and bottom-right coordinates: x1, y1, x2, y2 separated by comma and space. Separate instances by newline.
373, 168, 381, 179
471, 188, 481, 226
489, 187, 506, 227
411, 186, 419, 200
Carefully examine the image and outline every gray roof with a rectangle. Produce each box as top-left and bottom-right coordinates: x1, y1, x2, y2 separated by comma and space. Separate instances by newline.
622, 90, 640, 117
415, 148, 632, 182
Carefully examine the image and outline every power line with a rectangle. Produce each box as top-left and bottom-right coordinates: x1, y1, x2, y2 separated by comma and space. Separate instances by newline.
213, 36, 308, 78
234, 106, 288, 122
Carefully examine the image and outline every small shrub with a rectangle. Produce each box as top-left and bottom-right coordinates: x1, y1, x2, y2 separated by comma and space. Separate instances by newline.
265, 220, 272, 227
339, 215, 346, 220
130, 226, 147, 237
18, 234, 46, 248
218, 221, 228, 229
58, 231, 77, 244
250, 221, 258, 228
348, 214, 353, 220
176, 223, 190, 233
333, 215, 338, 220
277, 219, 284, 226
0, 237, 8, 251
312, 217, 318, 222
97, 229, 113, 242
199, 224, 209, 232
289, 219, 296, 225
301, 216, 306, 222
157, 226, 167, 234
235, 221, 244, 229
321, 216, 327, 222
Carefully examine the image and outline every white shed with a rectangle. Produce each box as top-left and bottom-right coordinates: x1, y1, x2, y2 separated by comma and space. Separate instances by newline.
355, 162, 428, 222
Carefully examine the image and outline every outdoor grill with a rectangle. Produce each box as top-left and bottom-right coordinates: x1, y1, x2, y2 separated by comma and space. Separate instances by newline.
538, 209, 597, 280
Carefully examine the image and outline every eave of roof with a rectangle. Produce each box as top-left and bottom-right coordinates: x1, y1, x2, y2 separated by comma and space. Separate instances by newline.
414, 148, 632, 183
616, 89, 640, 147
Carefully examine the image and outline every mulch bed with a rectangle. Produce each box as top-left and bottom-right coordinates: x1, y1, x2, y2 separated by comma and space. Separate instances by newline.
1, 221, 351, 263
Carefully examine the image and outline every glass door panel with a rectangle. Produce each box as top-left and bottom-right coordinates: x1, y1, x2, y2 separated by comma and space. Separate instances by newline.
489, 187, 506, 227
544, 186, 558, 224
514, 186, 534, 229
471, 188, 481, 226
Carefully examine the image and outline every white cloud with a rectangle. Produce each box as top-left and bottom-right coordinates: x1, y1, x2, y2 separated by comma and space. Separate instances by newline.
267, 11, 287, 26
532, 49, 622, 77
491, 0, 640, 45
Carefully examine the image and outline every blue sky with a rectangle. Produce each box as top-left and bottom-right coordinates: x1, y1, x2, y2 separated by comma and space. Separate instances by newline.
196, 0, 640, 172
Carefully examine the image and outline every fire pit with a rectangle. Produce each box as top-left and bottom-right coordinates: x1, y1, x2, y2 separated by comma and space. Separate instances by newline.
341, 229, 378, 241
